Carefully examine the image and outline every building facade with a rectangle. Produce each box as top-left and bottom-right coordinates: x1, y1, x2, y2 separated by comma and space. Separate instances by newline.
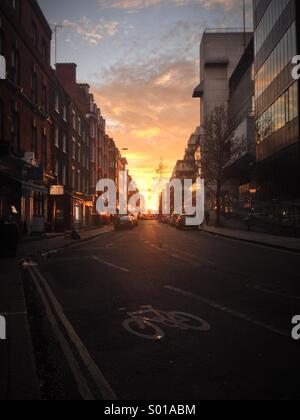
226, 37, 256, 210
253, 0, 300, 205
0, 1, 126, 234
0, 0, 53, 234
193, 29, 253, 210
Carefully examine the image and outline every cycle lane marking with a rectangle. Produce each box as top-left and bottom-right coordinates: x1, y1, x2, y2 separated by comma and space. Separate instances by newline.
165, 286, 290, 338
30, 264, 117, 400
246, 284, 300, 301
123, 306, 211, 341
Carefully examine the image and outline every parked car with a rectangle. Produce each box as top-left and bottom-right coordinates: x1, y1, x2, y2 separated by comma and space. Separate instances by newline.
114, 215, 134, 231
176, 214, 199, 231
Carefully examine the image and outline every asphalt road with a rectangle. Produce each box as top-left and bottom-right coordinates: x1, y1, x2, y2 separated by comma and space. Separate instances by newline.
27, 221, 300, 400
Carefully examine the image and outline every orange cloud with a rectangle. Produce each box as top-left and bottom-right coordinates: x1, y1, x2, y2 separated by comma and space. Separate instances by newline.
92, 58, 199, 193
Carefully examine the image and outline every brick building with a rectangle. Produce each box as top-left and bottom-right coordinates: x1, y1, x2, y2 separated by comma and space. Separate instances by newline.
55, 63, 122, 224
0, 0, 53, 234
0, 1, 127, 233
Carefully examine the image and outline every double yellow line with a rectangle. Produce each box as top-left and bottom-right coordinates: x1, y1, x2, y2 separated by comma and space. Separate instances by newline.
27, 263, 117, 401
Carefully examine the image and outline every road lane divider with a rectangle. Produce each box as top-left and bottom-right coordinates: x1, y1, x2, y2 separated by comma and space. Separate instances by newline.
92, 255, 130, 273
165, 286, 290, 338
247, 284, 300, 301
28, 263, 117, 400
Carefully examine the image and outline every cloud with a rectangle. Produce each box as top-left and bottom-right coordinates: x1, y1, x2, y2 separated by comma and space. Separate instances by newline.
98, 0, 245, 12
92, 58, 199, 189
63, 16, 119, 46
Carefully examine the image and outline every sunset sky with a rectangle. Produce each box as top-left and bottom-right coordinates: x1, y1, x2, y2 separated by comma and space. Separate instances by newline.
39, 0, 253, 202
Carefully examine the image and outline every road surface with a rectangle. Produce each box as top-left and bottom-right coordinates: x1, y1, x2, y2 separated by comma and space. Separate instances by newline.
25, 221, 300, 400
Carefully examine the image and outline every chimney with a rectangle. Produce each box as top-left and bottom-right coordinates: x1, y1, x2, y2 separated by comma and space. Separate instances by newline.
55, 63, 77, 87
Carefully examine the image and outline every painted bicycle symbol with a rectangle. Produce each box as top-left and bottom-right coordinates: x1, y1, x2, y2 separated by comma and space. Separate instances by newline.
123, 305, 210, 341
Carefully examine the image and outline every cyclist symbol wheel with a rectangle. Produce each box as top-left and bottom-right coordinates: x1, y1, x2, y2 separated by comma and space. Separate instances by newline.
123, 319, 165, 341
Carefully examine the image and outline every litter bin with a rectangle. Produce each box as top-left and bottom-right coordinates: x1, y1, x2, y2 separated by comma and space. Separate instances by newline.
0, 220, 19, 258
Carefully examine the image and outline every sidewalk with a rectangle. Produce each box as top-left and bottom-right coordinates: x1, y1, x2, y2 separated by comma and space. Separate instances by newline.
203, 225, 300, 253
0, 225, 114, 400
0, 259, 40, 400
18, 225, 114, 259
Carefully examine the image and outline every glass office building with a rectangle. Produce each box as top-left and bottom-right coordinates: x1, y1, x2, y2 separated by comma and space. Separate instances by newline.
253, 0, 299, 201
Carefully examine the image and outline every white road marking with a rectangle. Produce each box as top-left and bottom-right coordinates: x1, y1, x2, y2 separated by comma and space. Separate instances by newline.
28, 267, 95, 400
31, 265, 117, 400
92, 255, 130, 273
165, 285, 290, 338
248, 284, 300, 301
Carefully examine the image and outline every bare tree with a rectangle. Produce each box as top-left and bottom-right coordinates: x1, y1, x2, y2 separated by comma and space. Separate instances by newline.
201, 105, 242, 227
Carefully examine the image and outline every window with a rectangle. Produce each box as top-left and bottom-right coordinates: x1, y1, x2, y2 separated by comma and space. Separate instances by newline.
41, 39, 48, 63
55, 93, 59, 113
30, 70, 37, 104
31, 123, 37, 156
72, 110, 76, 130
78, 117, 81, 135
91, 171, 96, 188
289, 82, 298, 122
54, 126, 59, 148
11, 110, 19, 153
62, 133, 67, 153
72, 166, 76, 189
41, 133, 47, 168
63, 103, 67, 121
255, 23, 297, 99
11, 0, 20, 17
11, 48, 19, 85
254, 0, 290, 54
32, 22, 37, 47
77, 170, 81, 192
90, 121, 95, 138
78, 143, 81, 163
62, 164, 66, 186
55, 159, 59, 177
256, 82, 299, 143
72, 137, 76, 159
41, 84, 47, 114
91, 144, 96, 162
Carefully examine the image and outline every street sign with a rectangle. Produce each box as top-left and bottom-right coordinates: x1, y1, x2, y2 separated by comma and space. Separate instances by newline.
50, 185, 64, 196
